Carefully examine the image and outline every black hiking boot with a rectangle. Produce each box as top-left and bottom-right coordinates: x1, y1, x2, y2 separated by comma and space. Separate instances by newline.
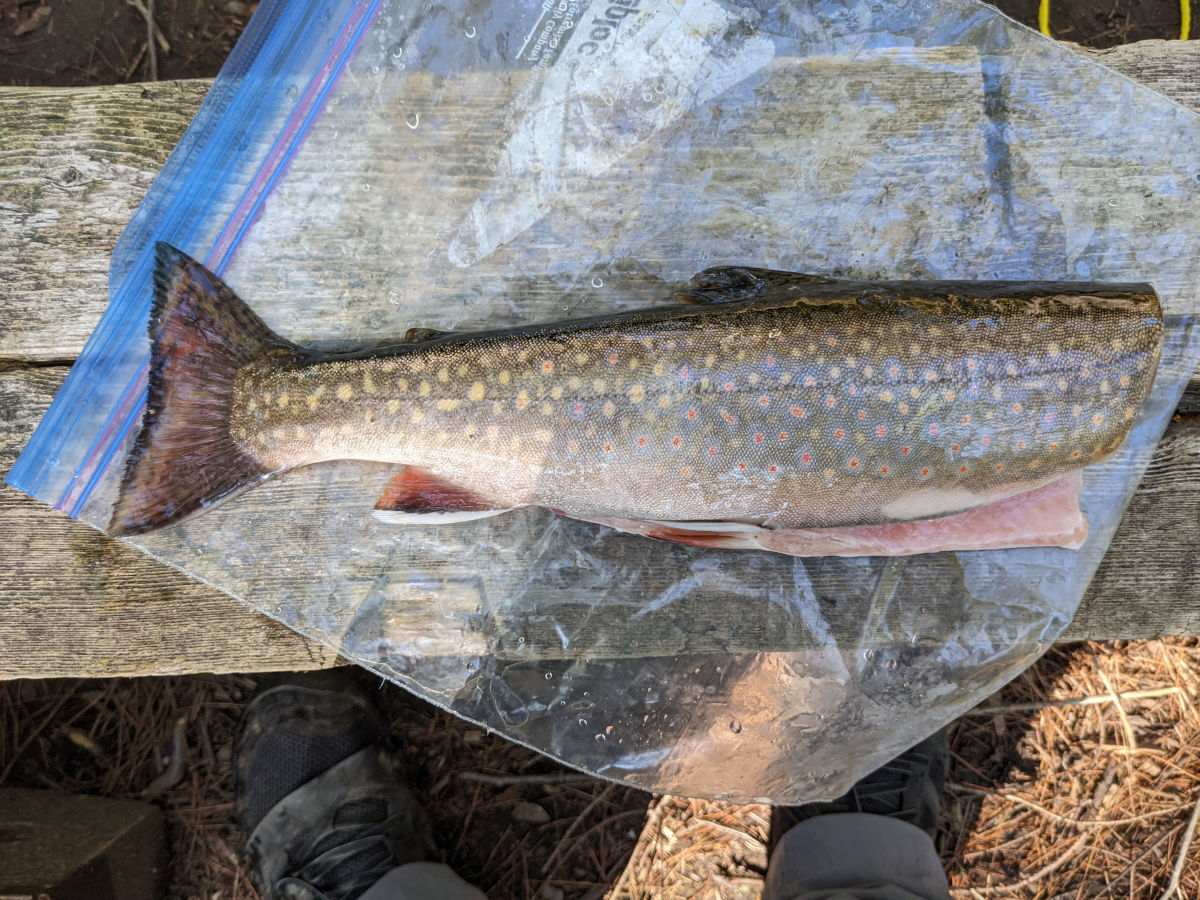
234, 670, 433, 900
769, 727, 950, 855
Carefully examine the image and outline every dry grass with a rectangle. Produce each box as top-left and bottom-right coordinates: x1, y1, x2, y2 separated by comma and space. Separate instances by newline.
2, 639, 1198, 898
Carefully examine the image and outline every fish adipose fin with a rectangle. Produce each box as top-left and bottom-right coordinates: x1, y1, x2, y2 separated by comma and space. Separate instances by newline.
675, 266, 840, 304
108, 243, 297, 536
373, 467, 511, 525
403, 327, 454, 343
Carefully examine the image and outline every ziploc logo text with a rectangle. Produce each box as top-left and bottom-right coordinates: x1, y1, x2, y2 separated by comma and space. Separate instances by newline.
575, 0, 646, 57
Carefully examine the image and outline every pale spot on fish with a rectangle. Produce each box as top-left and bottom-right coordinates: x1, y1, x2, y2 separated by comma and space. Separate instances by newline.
338, 424, 354, 436
593, 379, 607, 393
336, 384, 354, 401
387, 399, 400, 415
363, 373, 376, 394
457, 364, 469, 377
880, 390, 894, 403
748, 372, 760, 385
923, 370, 937, 383
277, 393, 290, 408
628, 385, 646, 403
575, 353, 589, 365
909, 388, 921, 400
437, 367, 449, 383
628, 358, 639, 370
363, 410, 374, 423
397, 379, 409, 392
469, 381, 485, 402
540, 402, 553, 415
654, 362, 665, 376
534, 428, 552, 442
498, 370, 511, 385
419, 381, 431, 397
551, 385, 564, 400
991, 386, 1003, 401
780, 373, 792, 385
657, 395, 671, 409
486, 426, 499, 441
1072, 404, 1083, 417
516, 390, 529, 410
602, 401, 616, 417
862, 366, 874, 378
437, 399, 461, 412
830, 367, 841, 378
1048, 342, 1061, 359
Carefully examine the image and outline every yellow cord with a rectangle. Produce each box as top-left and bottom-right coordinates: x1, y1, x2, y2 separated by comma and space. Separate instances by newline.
1038, 0, 1052, 37
1184, 0, 1192, 40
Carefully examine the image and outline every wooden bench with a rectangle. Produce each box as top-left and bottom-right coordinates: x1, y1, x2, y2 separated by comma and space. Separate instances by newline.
2, 41, 1198, 680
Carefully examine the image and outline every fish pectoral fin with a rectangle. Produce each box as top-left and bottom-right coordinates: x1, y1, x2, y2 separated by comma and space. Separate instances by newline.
562, 512, 764, 550
675, 266, 840, 304
403, 327, 454, 343
373, 467, 511, 525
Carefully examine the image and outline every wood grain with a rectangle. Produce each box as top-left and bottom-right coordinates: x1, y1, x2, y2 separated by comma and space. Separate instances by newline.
2, 42, 1200, 677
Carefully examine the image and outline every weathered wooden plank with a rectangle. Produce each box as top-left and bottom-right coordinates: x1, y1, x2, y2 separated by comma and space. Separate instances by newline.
0, 367, 341, 678
2, 363, 1197, 675
0, 81, 209, 362
2, 40, 1200, 677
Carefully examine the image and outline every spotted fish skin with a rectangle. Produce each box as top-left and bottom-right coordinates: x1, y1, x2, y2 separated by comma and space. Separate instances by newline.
225, 269, 1161, 530
108, 249, 1162, 537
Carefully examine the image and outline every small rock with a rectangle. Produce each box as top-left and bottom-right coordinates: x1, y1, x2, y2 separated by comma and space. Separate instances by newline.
512, 800, 551, 824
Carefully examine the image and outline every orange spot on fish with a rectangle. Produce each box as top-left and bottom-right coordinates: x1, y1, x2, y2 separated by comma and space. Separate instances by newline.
778, 432, 788, 442
804, 376, 816, 387
826, 337, 837, 347
848, 385, 858, 397
961, 415, 971, 425
790, 405, 806, 418
567, 440, 579, 452
637, 436, 648, 447
856, 409, 867, 420
672, 436, 682, 448
679, 366, 690, 381
875, 425, 888, 438
921, 467, 931, 477
833, 429, 845, 441
607, 352, 619, 364
1016, 440, 1027, 450
724, 381, 735, 392
929, 424, 940, 436
880, 466, 890, 475
951, 444, 960, 452
753, 432, 765, 444
573, 402, 584, 414
995, 463, 1004, 471
801, 452, 813, 465
1044, 411, 1055, 423
603, 442, 614, 453
721, 410, 736, 426
542, 360, 554, 373
708, 445, 718, 456
737, 461, 747, 470
1050, 442, 1059, 451
769, 464, 778, 473
825, 396, 836, 408
981, 435, 991, 447
1012, 402, 1023, 414
1093, 413, 1105, 425
889, 365, 900, 378
758, 396, 769, 407
1072, 450, 1082, 458
849, 458, 860, 469
766, 356, 776, 367
687, 407, 698, 421
901, 446, 911, 455
959, 464, 968, 473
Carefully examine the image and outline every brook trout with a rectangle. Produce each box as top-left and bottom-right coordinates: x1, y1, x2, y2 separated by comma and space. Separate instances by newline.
109, 244, 1163, 555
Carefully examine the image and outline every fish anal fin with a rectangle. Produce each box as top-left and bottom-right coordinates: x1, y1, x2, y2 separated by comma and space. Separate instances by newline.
374, 467, 511, 524
561, 512, 762, 550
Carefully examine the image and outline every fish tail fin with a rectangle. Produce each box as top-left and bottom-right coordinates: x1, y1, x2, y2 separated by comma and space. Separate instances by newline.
108, 243, 297, 536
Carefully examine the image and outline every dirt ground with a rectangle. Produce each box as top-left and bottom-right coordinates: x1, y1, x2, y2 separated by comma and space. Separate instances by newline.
4, 640, 1199, 898
0, 0, 1192, 85
3, 1, 1199, 898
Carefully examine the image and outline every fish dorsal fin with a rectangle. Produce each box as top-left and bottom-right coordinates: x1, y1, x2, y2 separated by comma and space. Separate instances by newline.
675, 266, 839, 305
403, 327, 453, 343
373, 467, 511, 525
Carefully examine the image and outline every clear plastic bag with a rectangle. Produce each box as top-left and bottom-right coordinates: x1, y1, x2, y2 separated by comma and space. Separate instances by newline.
9, 0, 1200, 801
